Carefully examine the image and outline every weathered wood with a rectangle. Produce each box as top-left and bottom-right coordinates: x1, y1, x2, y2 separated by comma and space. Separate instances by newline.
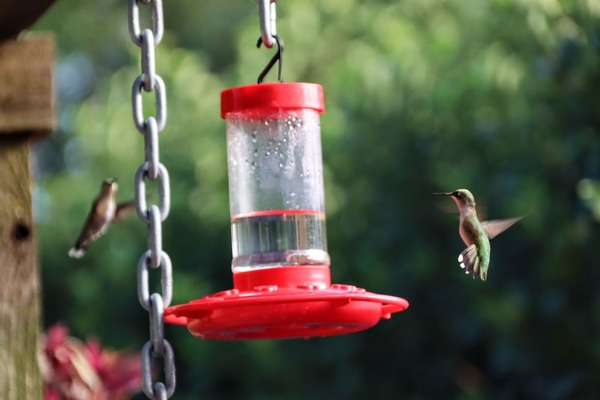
0, 0, 55, 41
0, 34, 55, 140
0, 32, 55, 400
0, 136, 43, 399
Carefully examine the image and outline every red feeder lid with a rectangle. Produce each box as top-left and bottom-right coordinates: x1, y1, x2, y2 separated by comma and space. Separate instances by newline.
221, 82, 325, 119
164, 266, 409, 340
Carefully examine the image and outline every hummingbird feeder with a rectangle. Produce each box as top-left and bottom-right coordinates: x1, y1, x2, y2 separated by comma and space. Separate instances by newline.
164, 1, 408, 340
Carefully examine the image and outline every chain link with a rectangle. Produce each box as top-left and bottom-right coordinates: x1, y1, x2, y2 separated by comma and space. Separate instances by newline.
132, 75, 167, 133
141, 341, 176, 398
135, 163, 170, 222
129, 0, 164, 46
141, 29, 157, 91
258, 0, 277, 48
137, 250, 173, 310
128, 0, 175, 398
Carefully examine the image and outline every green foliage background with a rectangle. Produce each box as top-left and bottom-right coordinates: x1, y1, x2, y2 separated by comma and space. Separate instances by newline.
33, 0, 599, 398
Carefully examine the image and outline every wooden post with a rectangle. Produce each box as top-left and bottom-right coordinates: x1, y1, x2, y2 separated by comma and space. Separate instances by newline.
0, 34, 55, 400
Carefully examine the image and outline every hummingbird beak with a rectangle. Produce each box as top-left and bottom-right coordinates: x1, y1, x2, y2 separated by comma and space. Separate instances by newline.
432, 192, 453, 197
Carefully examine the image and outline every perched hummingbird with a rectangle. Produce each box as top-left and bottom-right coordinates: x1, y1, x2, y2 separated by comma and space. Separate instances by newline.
68, 178, 135, 258
433, 189, 522, 281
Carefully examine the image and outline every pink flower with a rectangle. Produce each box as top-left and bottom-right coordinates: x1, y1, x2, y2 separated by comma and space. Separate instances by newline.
40, 323, 142, 400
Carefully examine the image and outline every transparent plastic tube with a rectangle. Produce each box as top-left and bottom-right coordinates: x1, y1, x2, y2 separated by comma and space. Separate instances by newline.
221, 83, 329, 273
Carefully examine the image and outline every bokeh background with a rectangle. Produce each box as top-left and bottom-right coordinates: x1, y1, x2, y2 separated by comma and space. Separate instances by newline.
32, 0, 599, 398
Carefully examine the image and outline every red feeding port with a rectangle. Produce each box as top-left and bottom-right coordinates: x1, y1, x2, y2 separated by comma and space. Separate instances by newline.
164, 266, 408, 340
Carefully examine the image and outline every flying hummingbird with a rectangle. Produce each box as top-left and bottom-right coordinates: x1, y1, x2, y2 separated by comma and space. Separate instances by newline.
433, 189, 522, 281
68, 178, 135, 258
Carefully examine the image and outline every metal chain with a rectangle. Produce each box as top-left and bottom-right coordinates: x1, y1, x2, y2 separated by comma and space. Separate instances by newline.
258, 0, 277, 48
128, 0, 176, 398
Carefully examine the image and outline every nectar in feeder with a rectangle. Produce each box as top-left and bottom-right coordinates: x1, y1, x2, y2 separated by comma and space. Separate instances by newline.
223, 82, 328, 276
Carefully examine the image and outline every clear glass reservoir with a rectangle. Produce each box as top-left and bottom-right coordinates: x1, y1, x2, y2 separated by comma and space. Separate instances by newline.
221, 83, 329, 273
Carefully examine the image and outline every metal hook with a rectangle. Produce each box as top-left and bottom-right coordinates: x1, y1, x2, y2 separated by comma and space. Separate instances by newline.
256, 34, 284, 83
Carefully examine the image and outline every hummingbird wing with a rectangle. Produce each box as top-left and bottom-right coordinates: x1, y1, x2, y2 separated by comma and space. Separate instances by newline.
458, 244, 481, 280
482, 217, 523, 239
475, 203, 488, 223
113, 201, 136, 223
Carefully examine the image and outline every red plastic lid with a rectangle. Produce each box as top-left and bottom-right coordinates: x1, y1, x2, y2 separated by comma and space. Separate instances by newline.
221, 82, 325, 119
164, 266, 409, 340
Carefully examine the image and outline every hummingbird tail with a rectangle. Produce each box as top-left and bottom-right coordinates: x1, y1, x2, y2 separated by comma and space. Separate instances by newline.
68, 247, 85, 258
458, 244, 483, 280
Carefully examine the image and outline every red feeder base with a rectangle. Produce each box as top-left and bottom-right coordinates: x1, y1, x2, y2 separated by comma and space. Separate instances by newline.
164, 266, 409, 340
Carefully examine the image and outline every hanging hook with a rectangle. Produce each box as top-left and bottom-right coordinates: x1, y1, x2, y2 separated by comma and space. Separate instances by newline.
256, 0, 282, 83
258, 0, 277, 48
257, 34, 284, 83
